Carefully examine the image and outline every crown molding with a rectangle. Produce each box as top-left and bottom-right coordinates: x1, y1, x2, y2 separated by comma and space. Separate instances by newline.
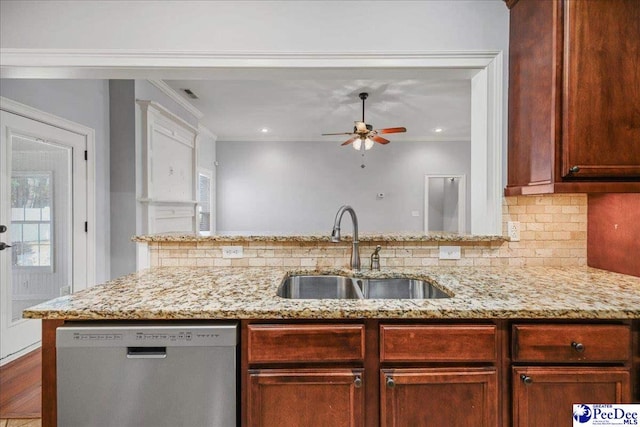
147, 79, 204, 120
0, 49, 502, 69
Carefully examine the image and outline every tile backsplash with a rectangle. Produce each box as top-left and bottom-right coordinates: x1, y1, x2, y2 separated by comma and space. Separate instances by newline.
148, 194, 587, 268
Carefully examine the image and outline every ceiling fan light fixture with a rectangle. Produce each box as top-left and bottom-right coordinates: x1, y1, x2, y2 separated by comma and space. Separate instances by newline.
364, 138, 374, 150
353, 138, 362, 150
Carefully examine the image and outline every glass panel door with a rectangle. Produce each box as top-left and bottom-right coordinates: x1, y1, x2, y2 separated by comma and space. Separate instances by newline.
1, 110, 86, 363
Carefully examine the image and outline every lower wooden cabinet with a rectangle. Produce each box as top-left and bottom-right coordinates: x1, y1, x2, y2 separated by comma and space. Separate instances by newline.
380, 368, 498, 427
247, 369, 364, 427
512, 367, 631, 427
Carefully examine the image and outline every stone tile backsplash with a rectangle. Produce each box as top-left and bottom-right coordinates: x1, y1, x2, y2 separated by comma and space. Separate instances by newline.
149, 194, 587, 268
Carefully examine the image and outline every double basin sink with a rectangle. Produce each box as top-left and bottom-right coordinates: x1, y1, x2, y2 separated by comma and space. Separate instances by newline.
277, 274, 450, 300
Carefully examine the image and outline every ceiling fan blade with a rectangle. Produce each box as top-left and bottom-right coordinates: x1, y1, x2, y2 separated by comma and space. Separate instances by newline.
341, 136, 358, 146
377, 127, 407, 134
355, 121, 368, 133
371, 135, 390, 144
322, 132, 353, 136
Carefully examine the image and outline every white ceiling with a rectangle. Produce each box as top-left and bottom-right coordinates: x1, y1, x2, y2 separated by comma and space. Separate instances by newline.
166, 68, 472, 143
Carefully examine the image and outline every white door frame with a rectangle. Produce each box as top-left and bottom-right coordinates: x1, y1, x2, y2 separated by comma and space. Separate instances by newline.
0, 97, 96, 364
424, 174, 466, 234
0, 50, 503, 236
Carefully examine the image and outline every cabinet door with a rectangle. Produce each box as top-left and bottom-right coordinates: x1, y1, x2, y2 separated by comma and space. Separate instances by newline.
512, 367, 631, 427
562, 0, 640, 178
248, 369, 364, 427
381, 368, 498, 427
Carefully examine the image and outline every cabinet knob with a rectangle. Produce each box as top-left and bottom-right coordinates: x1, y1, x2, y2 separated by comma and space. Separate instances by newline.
520, 374, 533, 385
569, 165, 580, 174
0, 242, 12, 251
571, 341, 585, 353
353, 375, 362, 388
386, 376, 395, 388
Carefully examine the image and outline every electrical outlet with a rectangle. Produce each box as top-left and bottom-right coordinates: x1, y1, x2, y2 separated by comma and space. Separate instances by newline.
439, 245, 461, 260
507, 221, 521, 241
222, 246, 243, 259
411, 210, 420, 217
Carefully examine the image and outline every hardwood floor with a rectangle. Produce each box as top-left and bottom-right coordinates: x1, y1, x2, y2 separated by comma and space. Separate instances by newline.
0, 419, 42, 427
0, 349, 41, 420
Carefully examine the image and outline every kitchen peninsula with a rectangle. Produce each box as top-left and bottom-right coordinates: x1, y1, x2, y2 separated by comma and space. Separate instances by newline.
26, 231, 640, 426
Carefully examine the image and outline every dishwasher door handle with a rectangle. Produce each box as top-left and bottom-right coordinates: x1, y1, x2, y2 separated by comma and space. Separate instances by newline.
126, 347, 167, 359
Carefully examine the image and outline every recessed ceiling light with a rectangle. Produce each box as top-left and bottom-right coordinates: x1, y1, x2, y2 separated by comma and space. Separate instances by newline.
260, 128, 269, 133
433, 127, 444, 133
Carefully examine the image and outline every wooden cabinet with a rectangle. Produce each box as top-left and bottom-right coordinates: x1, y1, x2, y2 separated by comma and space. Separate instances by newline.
247, 369, 364, 427
381, 368, 498, 427
379, 325, 499, 427
512, 367, 631, 427
245, 323, 366, 427
505, 0, 640, 195
244, 322, 499, 427
511, 323, 633, 427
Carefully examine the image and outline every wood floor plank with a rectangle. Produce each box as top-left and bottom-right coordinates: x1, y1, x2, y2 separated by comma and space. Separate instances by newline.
0, 350, 41, 419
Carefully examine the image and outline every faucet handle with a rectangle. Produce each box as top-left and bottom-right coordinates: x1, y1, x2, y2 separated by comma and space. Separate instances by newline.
370, 245, 381, 271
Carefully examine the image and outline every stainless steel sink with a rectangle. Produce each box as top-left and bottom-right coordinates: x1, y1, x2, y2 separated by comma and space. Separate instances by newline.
355, 278, 451, 299
277, 275, 451, 300
276, 275, 364, 299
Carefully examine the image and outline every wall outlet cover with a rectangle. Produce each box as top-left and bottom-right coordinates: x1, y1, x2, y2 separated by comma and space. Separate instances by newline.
507, 221, 521, 241
439, 245, 461, 260
222, 246, 243, 258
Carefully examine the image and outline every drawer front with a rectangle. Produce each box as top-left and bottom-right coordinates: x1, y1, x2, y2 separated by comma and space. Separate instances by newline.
248, 324, 365, 364
512, 324, 631, 363
380, 325, 497, 362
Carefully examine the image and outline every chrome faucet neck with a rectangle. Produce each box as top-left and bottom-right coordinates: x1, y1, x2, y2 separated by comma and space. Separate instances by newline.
331, 205, 360, 270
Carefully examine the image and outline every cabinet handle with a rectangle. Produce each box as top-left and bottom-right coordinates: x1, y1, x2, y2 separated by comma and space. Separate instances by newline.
354, 375, 362, 388
571, 341, 585, 353
520, 374, 533, 385
386, 376, 395, 388
569, 165, 580, 174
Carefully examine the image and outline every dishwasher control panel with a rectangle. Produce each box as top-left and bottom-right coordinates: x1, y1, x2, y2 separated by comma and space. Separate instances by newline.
57, 323, 238, 348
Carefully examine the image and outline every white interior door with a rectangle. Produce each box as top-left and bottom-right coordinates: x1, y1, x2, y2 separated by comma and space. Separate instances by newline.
0, 111, 87, 363
424, 174, 466, 234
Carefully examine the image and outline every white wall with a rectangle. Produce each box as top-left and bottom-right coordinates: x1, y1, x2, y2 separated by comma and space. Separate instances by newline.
217, 140, 470, 234
0, 1, 508, 53
0, 79, 111, 283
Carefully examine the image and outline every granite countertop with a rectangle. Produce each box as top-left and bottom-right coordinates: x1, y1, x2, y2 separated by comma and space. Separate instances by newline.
132, 232, 507, 243
24, 266, 640, 320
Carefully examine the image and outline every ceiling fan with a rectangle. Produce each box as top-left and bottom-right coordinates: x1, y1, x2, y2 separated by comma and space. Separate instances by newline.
322, 92, 406, 150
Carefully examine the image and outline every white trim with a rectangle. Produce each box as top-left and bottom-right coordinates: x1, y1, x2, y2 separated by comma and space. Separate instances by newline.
0, 96, 97, 287
424, 174, 466, 234
0, 341, 41, 367
198, 124, 217, 141
0, 49, 502, 69
146, 79, 204, 120
135, 100, 199, 133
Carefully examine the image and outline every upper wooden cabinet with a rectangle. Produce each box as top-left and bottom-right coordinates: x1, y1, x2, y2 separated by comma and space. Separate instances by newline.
505, 0, 640, 195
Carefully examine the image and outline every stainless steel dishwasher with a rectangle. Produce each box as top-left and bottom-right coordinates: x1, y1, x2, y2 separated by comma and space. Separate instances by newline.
56, 322, 238, 427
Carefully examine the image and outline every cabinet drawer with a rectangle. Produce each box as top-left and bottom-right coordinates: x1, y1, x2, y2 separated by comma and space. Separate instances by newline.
248, 324, 365, 364
512, 324, 630, 363
380, 325, 497, 362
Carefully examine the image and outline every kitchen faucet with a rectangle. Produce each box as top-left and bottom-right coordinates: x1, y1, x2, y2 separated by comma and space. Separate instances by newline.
331, 205, 361, 271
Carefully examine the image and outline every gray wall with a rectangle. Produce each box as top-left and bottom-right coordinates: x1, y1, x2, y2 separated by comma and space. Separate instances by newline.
216, 140, 470, 234
0, 79, 111, 283
109, 80, 136, 279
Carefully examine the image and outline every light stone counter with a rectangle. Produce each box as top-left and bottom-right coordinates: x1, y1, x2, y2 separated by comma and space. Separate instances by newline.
24, 266, 640, 320
132, 232, 507, 243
